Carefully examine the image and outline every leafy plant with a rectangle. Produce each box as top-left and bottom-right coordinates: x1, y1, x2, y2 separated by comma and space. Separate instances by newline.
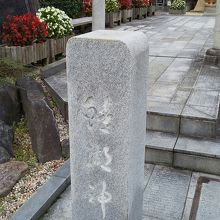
1, 13, 48, 46
105, 0, 121, 12
170, 0, 186, 10
119, 0, 132, 9
39, 0, 83, 18
37, 7, 73, 39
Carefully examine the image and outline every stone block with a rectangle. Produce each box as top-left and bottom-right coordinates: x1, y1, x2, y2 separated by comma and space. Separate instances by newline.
174, 153, 220, 175
67, 30, 148, 220
0, 85, 21, 125
0, 120, 14, 156
147, 113, 180, 134
145, 148, 173, 165
180, 117, 216, 138
17, 77, 61, 163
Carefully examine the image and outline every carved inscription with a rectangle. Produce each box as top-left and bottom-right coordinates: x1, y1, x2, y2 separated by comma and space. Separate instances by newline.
82, 96, 113, 134
81, 95, 113, 219
88, 181, 112, 219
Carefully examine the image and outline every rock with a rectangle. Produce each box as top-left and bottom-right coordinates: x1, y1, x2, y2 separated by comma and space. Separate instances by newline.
61, 139, 70, 158
16, 77, 61, 163
0, 161, 28, 197
0, 147, 11, 164
0, 85, 21, 125
0, 121, 14, 156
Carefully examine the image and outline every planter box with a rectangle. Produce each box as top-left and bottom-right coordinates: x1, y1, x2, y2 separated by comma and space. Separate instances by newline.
47, 35, 73, 63
0, 41, 48, 65
169, 8, 186, 14
121, 9, 133, 23
133, 7, 147, 20
106, 11, 122, 28
0, 35, 73, 65
148, 5, 156, 16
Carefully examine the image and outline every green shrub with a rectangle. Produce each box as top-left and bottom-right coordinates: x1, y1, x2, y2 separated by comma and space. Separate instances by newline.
170, 0, 186, 10
37, 7, 73, 38
106, 0, 121, 12
39, 0, 83, 18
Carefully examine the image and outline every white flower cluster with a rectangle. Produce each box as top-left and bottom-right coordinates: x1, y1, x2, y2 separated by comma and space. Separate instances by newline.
37, 6, 73, 38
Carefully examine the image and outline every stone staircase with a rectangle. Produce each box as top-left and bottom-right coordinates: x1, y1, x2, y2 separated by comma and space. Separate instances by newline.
41, 58, 220, 176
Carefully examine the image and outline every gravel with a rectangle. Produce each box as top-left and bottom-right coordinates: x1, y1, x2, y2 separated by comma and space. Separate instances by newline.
0, 72, 69, 219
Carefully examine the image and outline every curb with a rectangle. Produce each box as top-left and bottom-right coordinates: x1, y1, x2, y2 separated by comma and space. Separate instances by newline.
11, 160, 70, 220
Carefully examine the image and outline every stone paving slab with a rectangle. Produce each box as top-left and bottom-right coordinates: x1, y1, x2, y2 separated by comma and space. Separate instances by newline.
143, 166, 191, 220
41, 164, 220, 220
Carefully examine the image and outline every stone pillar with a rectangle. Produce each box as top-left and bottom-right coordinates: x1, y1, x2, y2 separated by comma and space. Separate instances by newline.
205, 0, 220, 66
67, 30, 148, 220
214, 0, 220, 49
92, 0, 105, 31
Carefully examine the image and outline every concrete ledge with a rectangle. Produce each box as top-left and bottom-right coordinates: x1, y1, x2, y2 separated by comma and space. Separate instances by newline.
11, 160, 70, 220
40, 58, 66, 79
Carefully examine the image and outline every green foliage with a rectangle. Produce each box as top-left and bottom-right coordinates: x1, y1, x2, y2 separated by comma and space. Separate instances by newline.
37, 7, 73, 39
39, 0, 84, 18
170, 0, 186, 10
0, 58, 28, 87
13, 118, 38, 168
0, 58, 27, 79
106, 0, 121, 12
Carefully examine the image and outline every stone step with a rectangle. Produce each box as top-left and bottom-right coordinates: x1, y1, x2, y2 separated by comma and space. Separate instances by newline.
204, 6, 216, 16
145, 130, 220, 175
41, 60, 220, 139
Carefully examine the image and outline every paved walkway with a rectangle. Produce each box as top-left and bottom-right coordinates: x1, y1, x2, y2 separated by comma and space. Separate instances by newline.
43, 164, 220, 220
114, 15, 220, 122
45, 15, 220, 137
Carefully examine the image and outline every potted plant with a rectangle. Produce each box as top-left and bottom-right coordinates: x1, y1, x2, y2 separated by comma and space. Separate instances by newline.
84, 0, 92, 16
105, 0, 121, 28
0, 13, 49, 64
169, 0, 186, 14
148, 0, 156, 16
119, 0, 133, 23
132, 0, 148, 19
37, 6, 73, 62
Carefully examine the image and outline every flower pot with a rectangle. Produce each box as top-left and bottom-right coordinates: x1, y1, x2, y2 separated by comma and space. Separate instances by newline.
121, 9, 133, 23
105, 11, 122, 28
133, 7, 147, 20
169, 8, 186, 14
47, 35, 73, 63
148, 5, 156, 16
0, 41, 49, 65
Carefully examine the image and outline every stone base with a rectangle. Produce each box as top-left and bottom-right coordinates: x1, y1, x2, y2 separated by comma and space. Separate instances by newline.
205, 48, 220, 66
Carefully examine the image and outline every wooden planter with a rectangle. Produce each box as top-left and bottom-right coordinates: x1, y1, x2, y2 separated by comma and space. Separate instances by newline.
133, 7, 147, 19
148, 5, 156, 16
169, 8, 186, 14
47, 35, 73, 63
0, 35, 73, 65
121, 9, 133, 23
106, 11, 122, 28
0, 41, 48, 65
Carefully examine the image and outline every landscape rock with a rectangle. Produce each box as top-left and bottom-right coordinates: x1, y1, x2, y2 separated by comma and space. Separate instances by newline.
0, 161, 28, 197
0, 120, 14, 156
16, 77, 61, 163
0, 85, 21, 125
0, 147, 11, 164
